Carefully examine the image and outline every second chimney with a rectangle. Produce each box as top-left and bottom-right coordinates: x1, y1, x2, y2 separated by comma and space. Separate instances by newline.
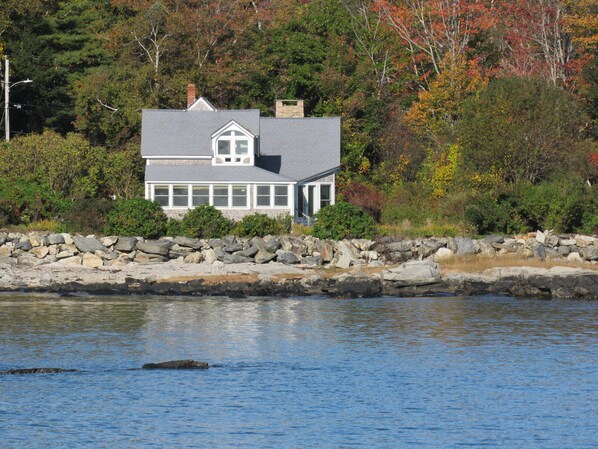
187, 84, 196, 108
275, 100, 304, 118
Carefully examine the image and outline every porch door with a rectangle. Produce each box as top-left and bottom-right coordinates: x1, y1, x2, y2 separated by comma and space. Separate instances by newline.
298, 185, 316, 218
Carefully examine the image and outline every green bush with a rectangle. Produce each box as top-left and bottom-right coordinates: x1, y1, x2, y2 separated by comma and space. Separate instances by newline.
0, 179, 69, 225
62, 198, 115, 234
234, 213, 278, 237
180, 205, 232, 238
311, 202, 377, 240
464, 192, 526, 235
104, 198, 167, 238
166, 218, 184, 237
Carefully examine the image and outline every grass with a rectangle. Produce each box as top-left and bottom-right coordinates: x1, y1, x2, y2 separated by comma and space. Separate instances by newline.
378, 219, 468, 238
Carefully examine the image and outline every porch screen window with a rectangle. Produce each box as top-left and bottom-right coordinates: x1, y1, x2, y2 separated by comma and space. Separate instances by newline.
232, 185, 247, 207
213, 186, 229, 207
256, 185, 270, 206
172, 185, 188, 207
192, 186, 209, 206
320, 184, 331, 209
274, 186, 288, 206
217, 131, 249, 163
154, 185, 169, 207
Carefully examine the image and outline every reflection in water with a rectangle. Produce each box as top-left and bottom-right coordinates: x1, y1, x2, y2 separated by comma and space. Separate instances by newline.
0, 295, 597, 448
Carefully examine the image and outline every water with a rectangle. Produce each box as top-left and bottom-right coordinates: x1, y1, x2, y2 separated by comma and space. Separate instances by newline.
0, 295, 597, 448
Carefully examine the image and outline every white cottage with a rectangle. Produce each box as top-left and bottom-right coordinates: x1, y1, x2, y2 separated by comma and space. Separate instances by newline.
141, 85, 340, 223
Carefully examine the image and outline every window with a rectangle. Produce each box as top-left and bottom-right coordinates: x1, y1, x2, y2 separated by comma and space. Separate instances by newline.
172, 185, 188, 207
256, 185, 271, 207
154, 185, 169, 207
213, 186, 229, 207
320, 184, 331, 209
232, 185, 247, 207
274, 185, 288, 207
192, 186, 209, 206
215, 129, 251, 164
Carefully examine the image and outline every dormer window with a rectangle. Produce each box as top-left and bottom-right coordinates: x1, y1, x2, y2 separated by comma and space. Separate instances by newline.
212, 121, 255, 166
217, 131, 249, 163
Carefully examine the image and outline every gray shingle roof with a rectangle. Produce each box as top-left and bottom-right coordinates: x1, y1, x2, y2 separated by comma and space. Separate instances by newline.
141, 109, 260, 157
257, 117, 340, 181
146, 165, 294, 183
141, 108, 340, 182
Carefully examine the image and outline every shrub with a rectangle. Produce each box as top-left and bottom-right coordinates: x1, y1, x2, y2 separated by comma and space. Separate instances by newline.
463, 192, 526, 235
340, 181, 386, 221
311, 201, 377, 240
62, 198, 115, 234
233, 213, 280, 237
104, 198, 167, 238
180, 205, 232, 238
0, 179, 69, 225
166, 218, 184, 237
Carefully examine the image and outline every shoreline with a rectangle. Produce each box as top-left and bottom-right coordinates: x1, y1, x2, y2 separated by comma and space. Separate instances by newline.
1, 260, 597, 299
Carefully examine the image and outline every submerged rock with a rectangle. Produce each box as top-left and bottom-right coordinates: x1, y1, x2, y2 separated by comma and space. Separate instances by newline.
2, 368, 77, 375
141, 360, 209, 370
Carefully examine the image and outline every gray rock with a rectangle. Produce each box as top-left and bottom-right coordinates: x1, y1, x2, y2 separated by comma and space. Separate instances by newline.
142, 360, 209, 370
136, 240, 172, 256
208, 238, 226, 248
82, 253, 104, 268
536, 230, 547, 244
263, 238, 282, 253
222, 235, 237, 245
382, 260, 441, 286
320, 240, 334, 262
301, 255, 322, 267
15, 240, 33, 251
214, 248, 227, 261
183, 252, 203, 264
100, 236, 119, 247
30, 246, 49, 259
114, 237, 137, 252
280, 236, 307, 256
533, 243, 546, 260
203, 249, 218, 264
59, 256, 82, 266
581, 246, 598, 261
47, 233, 65, 245
557, 245, 571, 256
387, 251, 412, 263
0, 245, 12, 257
434, 247, 454, 261
455, 237, 476, 256
29, 234, 47, 247
418, 240, 444, 258
55, 250, 75, 260
335, 253, 353, 269
276, 250, 300, 264
484, 235, 504, 245
173, 236, 202, 249
17, 255, 49, 267
237, 246, 259, 258
0, 232, 7, 245
385, 240, 413, 253
222, 254, 253, 264
223, 243, 244, 253
168, 250, 191, 259
72, 236, 108, 253
567, 252, 583, 262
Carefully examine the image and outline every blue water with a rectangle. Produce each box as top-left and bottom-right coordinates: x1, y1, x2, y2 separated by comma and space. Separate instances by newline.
0, 295, 597, 448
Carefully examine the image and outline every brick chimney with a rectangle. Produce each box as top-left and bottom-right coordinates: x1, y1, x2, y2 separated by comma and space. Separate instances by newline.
275, 99, 304, 118
187, 84, 196, 108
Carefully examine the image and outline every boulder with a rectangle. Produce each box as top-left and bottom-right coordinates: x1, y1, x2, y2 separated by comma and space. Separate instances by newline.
30, 246, 49, 259
223, 243, 244, 253
301, 255, 322, 267
15, 240, 33, 251
533, 243, 546, 260
263, 238, 282, 253
114, 237, 137, 252
184, 252, 203, 264
0, 245, 12, 257
484, 235, 504, 245
136, 240, 172, 256
58, 256, 82, 266
320, 240, 334, 262
385, 240, 413, 253
208, 238, 226, 248
0, 255, 16, 265
335, 252, 353, 269
134, 252, 168, 263
567, 252, 583, 263
382, 260, 441, 286
434, 247, 454, 261
0, 232, 7, 245
455, 237, 476, 256
173, 236, 202, 250
535, 230, 546, 244
100, 236, 119, 247
141, 360, 209, 370
581, 246, 598, 261
275, 250, 300, 264
280, 236, 307, 256
72, 236, 108, 254
28, 234, 47, 247
203, 249, 218, 264
237, 246, 259, 258
222, 254, 253, 264
17, 255, 48, 267
82, 253, 104, 268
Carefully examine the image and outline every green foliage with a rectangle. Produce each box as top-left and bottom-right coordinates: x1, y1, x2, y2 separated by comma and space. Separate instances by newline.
104, 198, 167, 239
233, 213, 291, 238
61, 198, 115, 234
166, 218, 184, 238
458, 77, 590, 186
0, 179, 69, 226
180, 205, 232, 239
311, 202, 377, 240
464, 193, 526, 235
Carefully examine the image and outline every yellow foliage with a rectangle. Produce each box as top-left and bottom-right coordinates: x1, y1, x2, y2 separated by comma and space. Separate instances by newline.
564, 0, 598, 51
405, 55, 487, 140
358, 157, 371, 174
421, 144, 462, 198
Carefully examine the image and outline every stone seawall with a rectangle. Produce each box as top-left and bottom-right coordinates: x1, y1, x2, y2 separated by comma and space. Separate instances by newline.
0, 230, 596, 299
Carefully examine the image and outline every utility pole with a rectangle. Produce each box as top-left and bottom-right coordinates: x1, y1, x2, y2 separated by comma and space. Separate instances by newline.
3, 58, 33, 142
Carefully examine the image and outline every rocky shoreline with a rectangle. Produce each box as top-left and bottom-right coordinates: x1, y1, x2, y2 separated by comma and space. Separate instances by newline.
0, 231, 597, 299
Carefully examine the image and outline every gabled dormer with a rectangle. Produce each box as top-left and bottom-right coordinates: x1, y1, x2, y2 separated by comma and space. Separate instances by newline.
211, 120, 256, 166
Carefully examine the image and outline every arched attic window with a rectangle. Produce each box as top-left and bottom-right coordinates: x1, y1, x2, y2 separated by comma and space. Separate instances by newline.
212, 121, 255, 165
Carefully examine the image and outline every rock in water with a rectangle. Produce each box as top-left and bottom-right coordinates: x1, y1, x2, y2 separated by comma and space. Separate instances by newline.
3, 368, 77, 375
141, 359, 209, 370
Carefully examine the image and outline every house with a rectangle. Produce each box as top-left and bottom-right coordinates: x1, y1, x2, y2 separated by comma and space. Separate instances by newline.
141, 84, 340, 223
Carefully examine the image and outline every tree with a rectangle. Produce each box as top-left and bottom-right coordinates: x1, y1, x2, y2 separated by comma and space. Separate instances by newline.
458, 77, 591, 186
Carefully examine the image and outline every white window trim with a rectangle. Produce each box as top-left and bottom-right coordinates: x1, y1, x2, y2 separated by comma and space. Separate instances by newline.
211, 121, 255, 166
254, 184, 292, 209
